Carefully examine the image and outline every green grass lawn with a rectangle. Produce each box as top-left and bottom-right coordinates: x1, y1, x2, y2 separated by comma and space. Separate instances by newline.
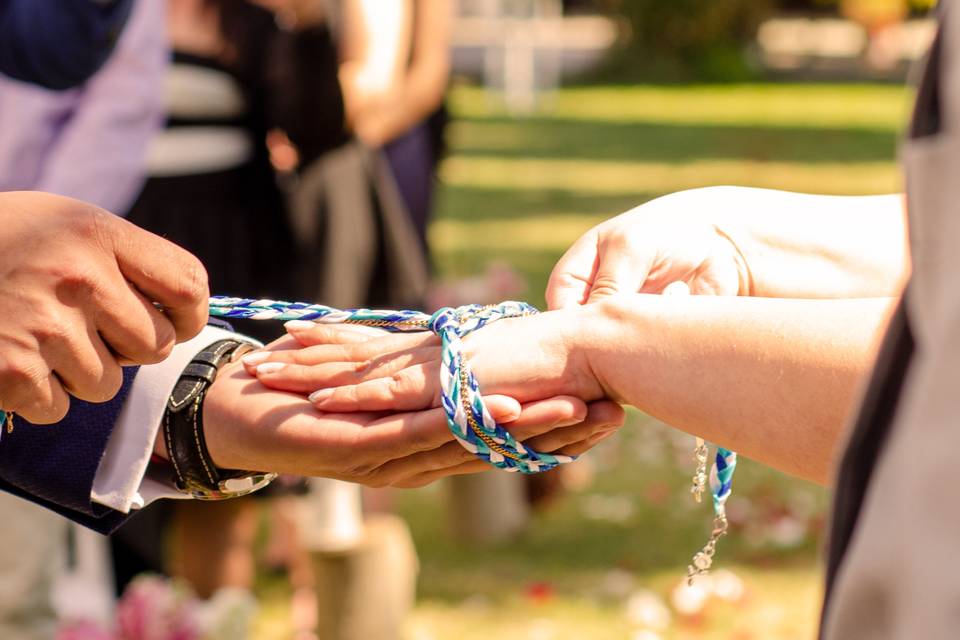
257, 82, 908, 639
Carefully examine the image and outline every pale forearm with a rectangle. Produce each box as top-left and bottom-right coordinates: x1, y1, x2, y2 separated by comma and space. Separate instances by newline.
582, 294, 895, 484
338, 0, 412, 129
353, 57, 449, 145
664, 187, 910, 298
351, 0, 451, 145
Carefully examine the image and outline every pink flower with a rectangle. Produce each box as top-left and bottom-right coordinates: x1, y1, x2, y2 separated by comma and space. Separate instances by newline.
56, 620, 114, 640
115, 576, 201, 640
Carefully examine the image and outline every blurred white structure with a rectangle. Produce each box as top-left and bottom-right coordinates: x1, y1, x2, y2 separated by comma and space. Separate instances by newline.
453, 0, 618, 113
756, 16, 937, 75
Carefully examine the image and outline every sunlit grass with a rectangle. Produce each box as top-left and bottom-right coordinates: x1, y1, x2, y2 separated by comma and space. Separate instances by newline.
408, 564, 822, 640
450, 84, 913, 130
441, 156, 900, 196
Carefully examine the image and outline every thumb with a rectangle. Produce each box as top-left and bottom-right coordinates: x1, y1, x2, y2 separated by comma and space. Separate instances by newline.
584, 237, 654, 304
483, 395, 522, 424
110, 215, 210, 341
546, 231, 600, 310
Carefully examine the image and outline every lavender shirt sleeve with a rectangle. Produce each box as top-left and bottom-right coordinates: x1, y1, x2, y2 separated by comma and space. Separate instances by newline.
0, 0, 167, 214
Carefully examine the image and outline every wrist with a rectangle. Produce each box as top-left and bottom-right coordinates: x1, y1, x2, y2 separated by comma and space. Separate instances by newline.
462, 307, 603, 403
581, 295, 657, 403
163, 340, 273, 499
200, 362, 244, 471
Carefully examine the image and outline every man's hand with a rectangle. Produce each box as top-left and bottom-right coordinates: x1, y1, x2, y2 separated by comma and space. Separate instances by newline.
199, 352, 622, 488
236, 314, 623, 473
0, 192, 208, 423
546, 189, 749, 311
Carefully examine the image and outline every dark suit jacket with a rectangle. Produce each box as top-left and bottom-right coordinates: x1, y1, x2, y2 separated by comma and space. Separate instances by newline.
0, 368, 139, 533
0, 321, 237, 532
0, 0, 134, 90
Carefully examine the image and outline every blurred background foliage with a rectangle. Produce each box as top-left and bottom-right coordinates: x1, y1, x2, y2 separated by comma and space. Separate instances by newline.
588, 0, 937, 80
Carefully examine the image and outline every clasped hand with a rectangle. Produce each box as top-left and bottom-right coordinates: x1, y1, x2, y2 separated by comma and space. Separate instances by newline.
198, 320, 623, 488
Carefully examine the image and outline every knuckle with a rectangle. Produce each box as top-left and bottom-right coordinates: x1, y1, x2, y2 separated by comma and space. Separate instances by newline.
43, 397, 70, 423
343, 456, 379, 478
147, 322, 177, 363
408, 428, 437, 454
1, 360, 45, 396
387, 371, 408, 396
72, 205, 109, 242
165, 254, 209, 309
99, 368, 124, 402
390, 369, 416, 394
363, 471, 391, 489
32, 316, 72, 348
16, 386, 66, 424
83, 362, 123, 403
115, 320, 175, 365
354, 359, 376, 379
50, 263, 99, 305
589, 276, 621, 298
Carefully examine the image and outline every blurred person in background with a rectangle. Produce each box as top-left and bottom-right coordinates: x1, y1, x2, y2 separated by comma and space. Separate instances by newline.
0, 1, 167, 637
125, 2, 316, 636
264, 0, 429, 311
343, 0, 454, 250
255, 2, 438, 637
132, 2, 429, 638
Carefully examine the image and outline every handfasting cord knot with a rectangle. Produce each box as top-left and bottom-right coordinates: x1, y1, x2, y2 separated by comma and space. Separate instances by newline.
428, 306, 458, 336
208, 297, 569, 474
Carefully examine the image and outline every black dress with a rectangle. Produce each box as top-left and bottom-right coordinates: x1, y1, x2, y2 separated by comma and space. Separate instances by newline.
127, 5, 347, 341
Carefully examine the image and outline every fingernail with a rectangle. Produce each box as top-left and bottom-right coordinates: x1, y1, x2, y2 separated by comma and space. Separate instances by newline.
308, 388, 333, 404
285, 320, 316, 332
241, 352, 269, 366
256, 362, 286, 375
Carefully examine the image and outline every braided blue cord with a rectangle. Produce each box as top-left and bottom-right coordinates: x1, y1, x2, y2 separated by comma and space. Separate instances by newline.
208, 296, 574, 474
711, 446, 737, 514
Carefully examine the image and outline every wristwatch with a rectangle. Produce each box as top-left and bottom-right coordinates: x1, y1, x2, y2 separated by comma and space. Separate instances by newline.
162, 339, 277, 500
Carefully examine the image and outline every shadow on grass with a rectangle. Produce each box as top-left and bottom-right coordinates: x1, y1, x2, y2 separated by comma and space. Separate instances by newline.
451, 117, 899, 165
436, 187, 650, 222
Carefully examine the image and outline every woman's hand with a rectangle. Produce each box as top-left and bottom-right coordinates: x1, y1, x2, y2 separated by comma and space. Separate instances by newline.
547, 187, 909, 309
237, 316, 622, 466
243, 310, 605, 409
546, 189, 749, 310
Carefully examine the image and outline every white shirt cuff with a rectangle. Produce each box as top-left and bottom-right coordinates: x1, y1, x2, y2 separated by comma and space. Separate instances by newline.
91, 325, 254, 513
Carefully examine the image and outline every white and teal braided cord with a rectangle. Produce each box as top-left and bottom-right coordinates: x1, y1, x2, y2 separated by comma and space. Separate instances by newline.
687, 445, 738, 583
711, 447, 737, 514
209, 296, 574, 474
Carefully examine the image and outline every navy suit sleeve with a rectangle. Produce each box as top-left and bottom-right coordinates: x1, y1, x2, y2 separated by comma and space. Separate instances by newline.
0, 367, 138, 533
0, 0, 135, 90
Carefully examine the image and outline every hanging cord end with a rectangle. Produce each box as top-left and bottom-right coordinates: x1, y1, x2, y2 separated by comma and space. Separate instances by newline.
690, 437, 708, 503
686, 513, 728, 586
0, 410, 12, 438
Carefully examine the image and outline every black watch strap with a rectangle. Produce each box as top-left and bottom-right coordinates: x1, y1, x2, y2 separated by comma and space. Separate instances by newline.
163, 339, 275, 499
